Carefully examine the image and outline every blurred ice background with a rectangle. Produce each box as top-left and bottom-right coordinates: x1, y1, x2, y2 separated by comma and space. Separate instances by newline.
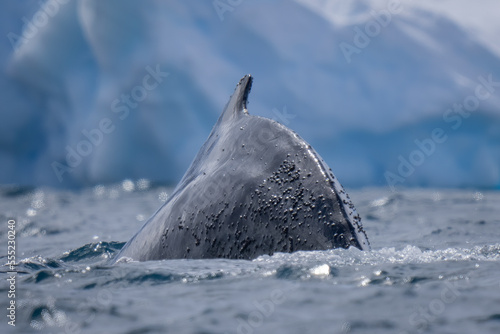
1, 0, 499, 189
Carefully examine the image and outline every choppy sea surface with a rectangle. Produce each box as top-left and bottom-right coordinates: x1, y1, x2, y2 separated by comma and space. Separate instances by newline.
0, 182, 499, 334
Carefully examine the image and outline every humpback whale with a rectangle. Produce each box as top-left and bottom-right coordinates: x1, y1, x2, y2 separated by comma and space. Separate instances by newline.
113, 75, 369, 262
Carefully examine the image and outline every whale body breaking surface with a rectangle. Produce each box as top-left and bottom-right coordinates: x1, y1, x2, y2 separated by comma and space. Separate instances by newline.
113, 75, 369, 262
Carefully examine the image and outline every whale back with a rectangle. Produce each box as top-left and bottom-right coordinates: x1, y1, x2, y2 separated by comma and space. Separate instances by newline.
114, 75, 369, 261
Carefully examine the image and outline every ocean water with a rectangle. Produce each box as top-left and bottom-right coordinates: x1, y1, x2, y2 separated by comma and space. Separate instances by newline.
0, 183, 499, 334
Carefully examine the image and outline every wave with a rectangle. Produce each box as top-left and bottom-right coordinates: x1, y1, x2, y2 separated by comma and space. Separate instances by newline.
7, 242, 498, 289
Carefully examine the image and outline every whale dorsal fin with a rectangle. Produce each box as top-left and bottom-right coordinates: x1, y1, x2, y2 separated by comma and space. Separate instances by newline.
218, 74, 252, 125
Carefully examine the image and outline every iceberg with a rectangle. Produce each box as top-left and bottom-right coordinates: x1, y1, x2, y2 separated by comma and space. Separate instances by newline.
0, 0, 499, 189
